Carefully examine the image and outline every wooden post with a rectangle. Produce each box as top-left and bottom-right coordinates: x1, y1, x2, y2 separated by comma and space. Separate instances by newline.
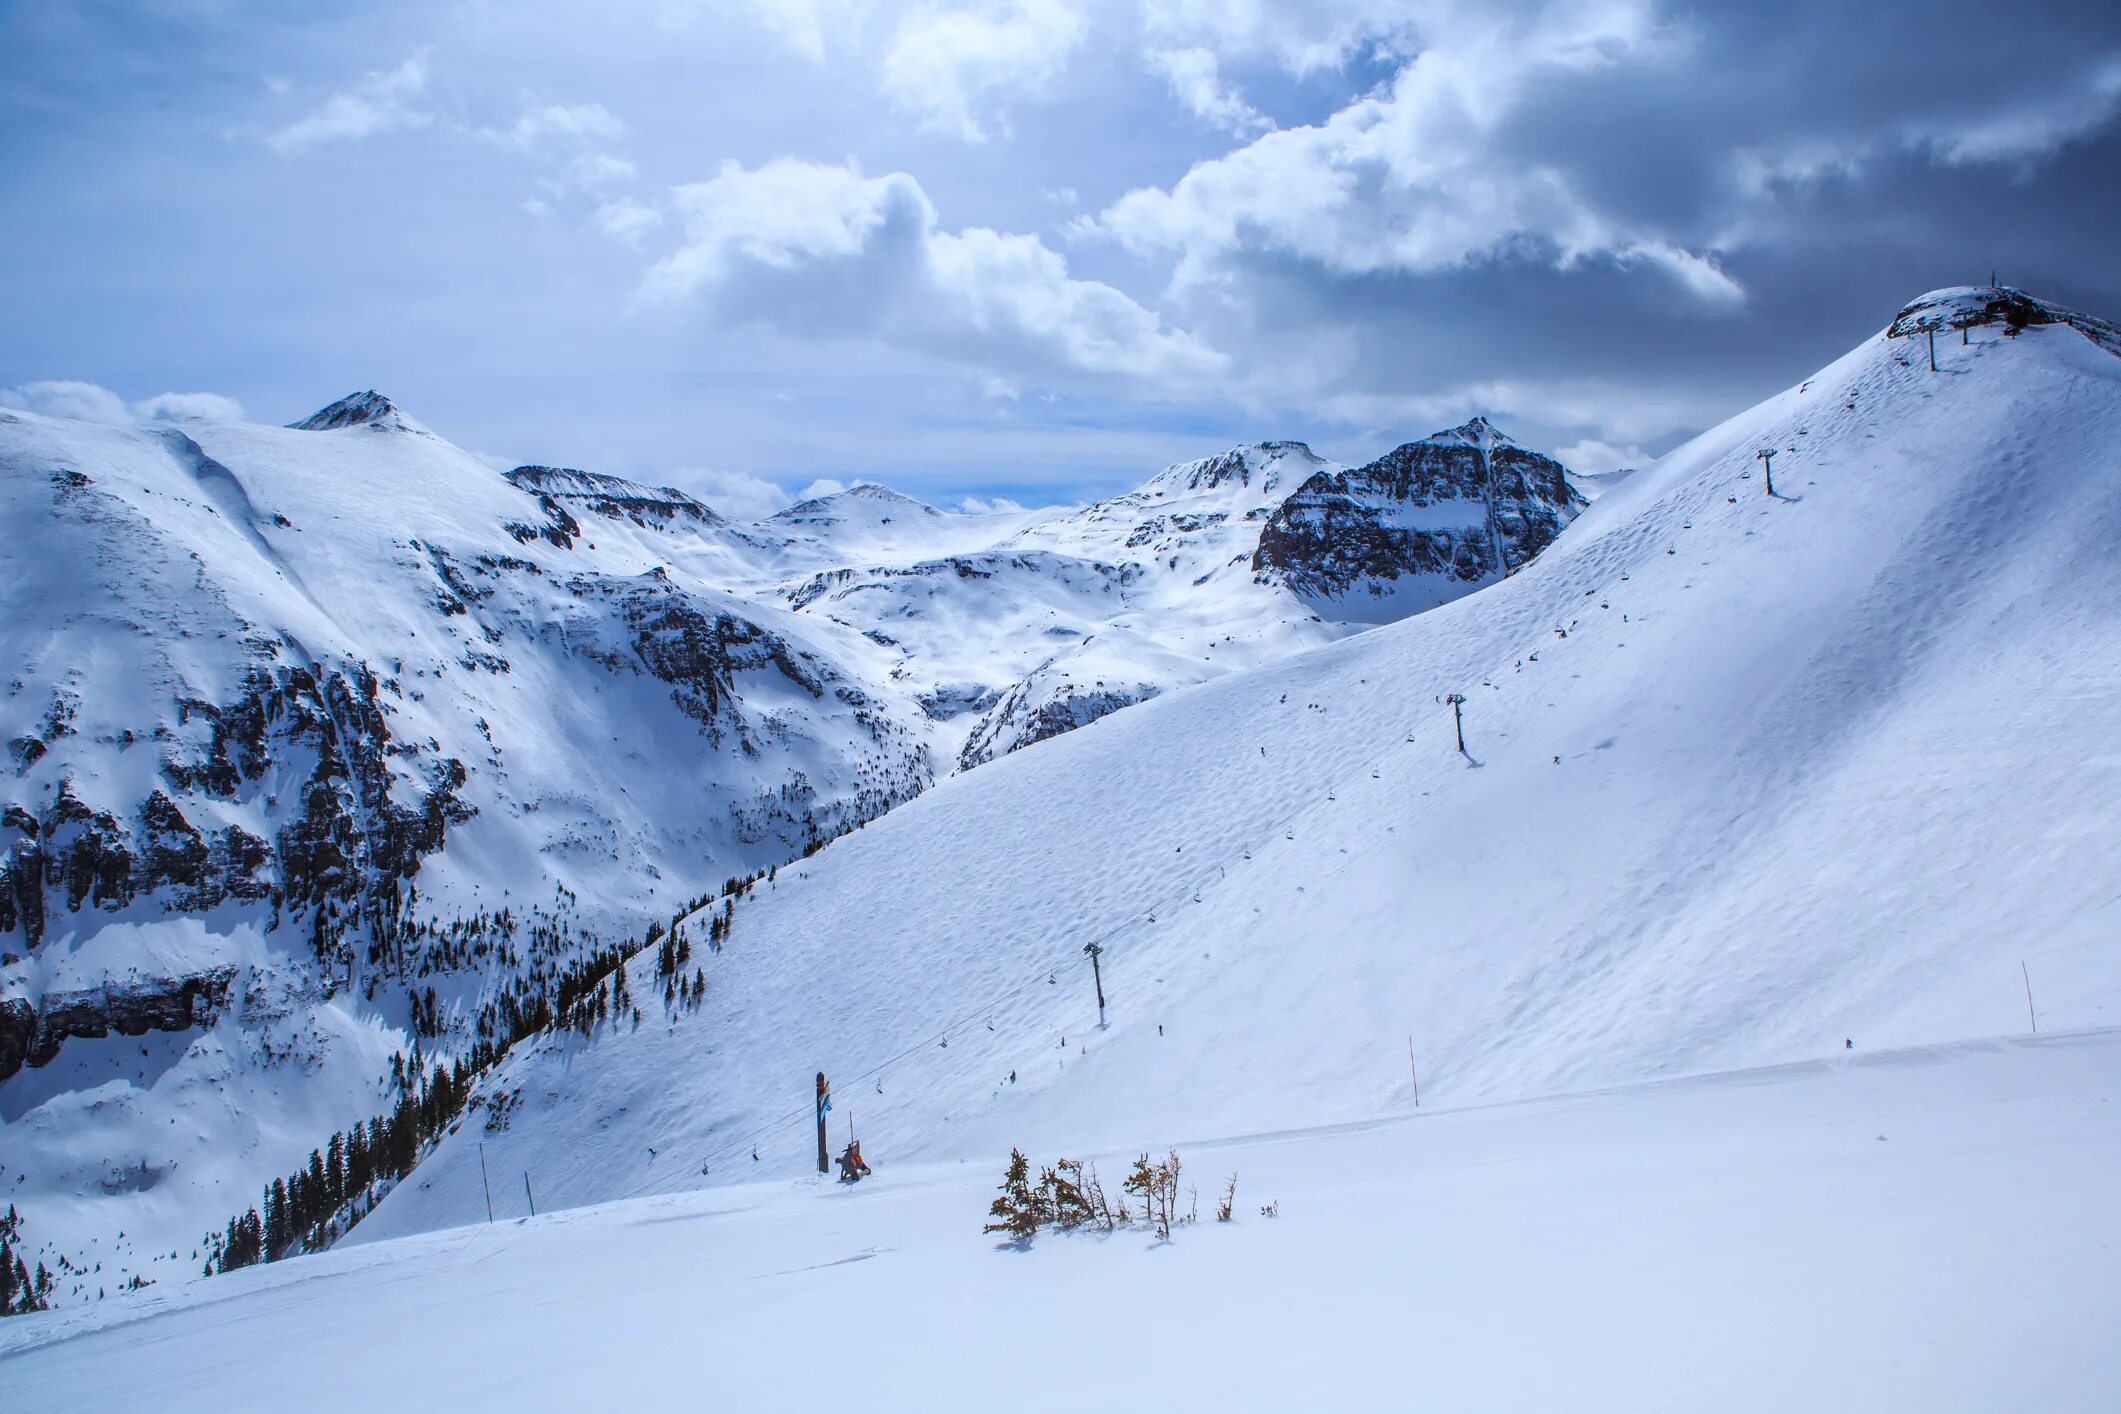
1084, 941, 1107, 1027
1408, 1036, 1420, 1109
523, 1172, 536, 1218
478, 1142, 494, 1224
2022, 961, 2038, 1034
815, 1071, 831, 1175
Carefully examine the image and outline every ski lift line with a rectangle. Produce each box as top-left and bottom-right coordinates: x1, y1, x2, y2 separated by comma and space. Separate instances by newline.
635, 676, 1461, 1196
630, 497, 1733, 1201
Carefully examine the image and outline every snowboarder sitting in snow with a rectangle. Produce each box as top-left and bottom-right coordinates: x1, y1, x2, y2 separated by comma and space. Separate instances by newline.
837, 1139, 872, 1183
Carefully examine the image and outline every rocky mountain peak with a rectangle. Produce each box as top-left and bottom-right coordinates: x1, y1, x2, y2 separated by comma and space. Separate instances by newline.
1145, 440, 1323, 498
288, 390, 433, 435
1426, 415, 1517, 451
1255, 418, 1584, 622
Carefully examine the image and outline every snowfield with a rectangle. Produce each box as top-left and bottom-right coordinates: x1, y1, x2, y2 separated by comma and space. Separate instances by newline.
5, 1027, 2117, 1410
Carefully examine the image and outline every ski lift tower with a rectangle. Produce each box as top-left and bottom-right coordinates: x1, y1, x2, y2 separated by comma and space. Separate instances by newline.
1083, 940, 1107, 1028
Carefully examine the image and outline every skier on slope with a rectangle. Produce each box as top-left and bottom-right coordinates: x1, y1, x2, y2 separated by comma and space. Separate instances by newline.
837, 1138, 872, 1183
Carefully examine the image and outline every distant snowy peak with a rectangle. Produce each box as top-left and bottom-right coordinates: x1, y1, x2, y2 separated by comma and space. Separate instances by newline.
504, 465, 724, 531
769, 483, 946, 528
1255, 418, 1584, 622
1887, 285, 2121, 358
287, 390, 434, 436
1421, 415, 1518, 451
1140, 440, 1325, 499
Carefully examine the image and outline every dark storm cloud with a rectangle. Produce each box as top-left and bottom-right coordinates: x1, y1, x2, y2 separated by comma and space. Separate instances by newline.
1090, 1, 2121, 458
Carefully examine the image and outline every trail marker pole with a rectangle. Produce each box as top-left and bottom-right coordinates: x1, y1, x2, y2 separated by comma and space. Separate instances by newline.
1756, 448, 1777, 498
478, 1142, 494, 1224
1084, 941, 1107, 1027
2022, 961, 2038, 1034
816, 1071, 831, 1175
523, 1172, 537, 1218
1408, 1037, 1420, 1109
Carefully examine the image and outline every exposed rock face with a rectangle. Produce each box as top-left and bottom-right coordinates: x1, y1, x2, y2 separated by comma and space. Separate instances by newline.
504, 467, 723, 533
959, 675, 1160, 769
0, 660, 469, 958
1255, 417, 1584, 620
567, 573, 827, 743
0, 995, 32, 1079
0, 970, 235, 1081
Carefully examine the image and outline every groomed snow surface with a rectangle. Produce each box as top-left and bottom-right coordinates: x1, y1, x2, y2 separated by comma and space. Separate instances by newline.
5, 1029, 2117, 1410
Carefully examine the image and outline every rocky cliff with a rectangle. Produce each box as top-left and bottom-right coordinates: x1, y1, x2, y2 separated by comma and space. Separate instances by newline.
1255, 417, 1583, 620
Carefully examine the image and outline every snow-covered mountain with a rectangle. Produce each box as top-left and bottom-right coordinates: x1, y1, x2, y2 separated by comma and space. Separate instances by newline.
0, 395, 938, 1299
0, 385, 1587, 1302
333, 286, 2121, 1258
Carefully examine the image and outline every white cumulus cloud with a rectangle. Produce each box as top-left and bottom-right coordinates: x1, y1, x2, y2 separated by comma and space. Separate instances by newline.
642, 157, 1225, 385
265, 50, 432, 154
881, 0, 1085, 141
1092, 2, 1742, 306
594, 198, 664, 247
1149, 48, 1271, 135
1554, 437, 1648, 476
495, 101, 626, 150
1, 380, 244, 425
683, 467, 797, 521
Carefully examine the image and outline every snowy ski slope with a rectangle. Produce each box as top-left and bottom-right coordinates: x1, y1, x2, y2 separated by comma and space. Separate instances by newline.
355, 288, 2121, 1243
7, 1027, 2118, 1411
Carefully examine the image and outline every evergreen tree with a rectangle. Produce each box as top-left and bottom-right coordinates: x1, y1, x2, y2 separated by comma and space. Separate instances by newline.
983, 1149, 1046, 1240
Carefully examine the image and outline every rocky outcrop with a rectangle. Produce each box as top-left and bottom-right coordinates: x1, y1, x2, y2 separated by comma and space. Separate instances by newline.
0, 996, 31, 1080
565, 573, 830, 746
1, 662, 469, 956
1886, 286, 2121, 357
0, 969, 235, 1081
505, 467, 723, 532
960, 675, 1160, 769
1254, 417, 1582, 618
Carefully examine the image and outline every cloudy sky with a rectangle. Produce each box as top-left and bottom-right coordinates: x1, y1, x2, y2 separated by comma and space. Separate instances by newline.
4, 1, 2118, 515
